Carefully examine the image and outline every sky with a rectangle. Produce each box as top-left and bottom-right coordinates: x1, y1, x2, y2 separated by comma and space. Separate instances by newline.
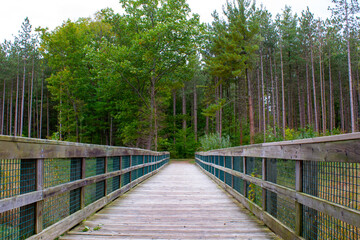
0, 0, 334, 43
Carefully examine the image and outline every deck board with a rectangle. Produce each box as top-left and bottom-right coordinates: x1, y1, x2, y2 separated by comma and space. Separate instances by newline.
60, 161, 278, 240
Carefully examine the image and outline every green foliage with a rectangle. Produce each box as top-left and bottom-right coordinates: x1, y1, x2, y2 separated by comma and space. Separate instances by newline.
199, 132, 232, 151
169, 128, 199, 159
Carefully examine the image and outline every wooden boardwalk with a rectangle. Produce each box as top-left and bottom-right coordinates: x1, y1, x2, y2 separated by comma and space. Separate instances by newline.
60, 161, 278, 240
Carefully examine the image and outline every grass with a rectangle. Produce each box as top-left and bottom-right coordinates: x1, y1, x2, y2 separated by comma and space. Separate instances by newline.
170, 159, 195, 164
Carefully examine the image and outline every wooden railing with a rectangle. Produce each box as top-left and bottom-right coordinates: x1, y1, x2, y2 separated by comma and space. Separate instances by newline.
196, 133, 360, 240
0, 136, 169, 240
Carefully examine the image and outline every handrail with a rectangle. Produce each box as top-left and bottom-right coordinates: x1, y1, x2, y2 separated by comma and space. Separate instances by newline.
0, 136, 170, 240
196, 133, 360, 240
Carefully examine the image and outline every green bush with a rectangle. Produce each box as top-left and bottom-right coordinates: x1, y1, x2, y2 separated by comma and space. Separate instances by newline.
199, 132, 232, 151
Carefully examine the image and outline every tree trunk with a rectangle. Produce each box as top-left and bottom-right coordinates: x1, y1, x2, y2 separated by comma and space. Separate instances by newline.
257, 69, 261, 132
205, 103, 209, 135
20, 58, 26, 136
219, 82, 223, 138
339, 71, 345, 132
182, 86, 186, 130
269, 51, 276, 136
247, 69, 255, 144
148, 79, 155, 150
1, 80, 5, 135
47, 95, 50, 138
280, 44, 286, 138
297, 68, 304, 128
329, 52, 334, 132
39, 77, 44, 138
319, 43, 326, 134
15, 55, 20, 136
260, 50, 266, 142
9, 79, 13, 136
194, 81, 198, 142
306, 62, 312, 126
310, 43, 319, 133
173, 89, 176, 144
28, 59, 34, 137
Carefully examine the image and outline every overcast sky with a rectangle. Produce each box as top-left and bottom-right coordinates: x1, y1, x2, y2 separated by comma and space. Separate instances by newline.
1, 0, 333, 43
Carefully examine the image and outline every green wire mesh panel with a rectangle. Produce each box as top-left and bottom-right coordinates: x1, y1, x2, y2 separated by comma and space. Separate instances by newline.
214, 156, 219, 179
107, 157, 120, 194
266, 159, 295, 190
144, 156, 149, 175
121, 156, 131, 187
233, 156, 244, 195
265, 189, 296, 231
219, 156, 225, 182
85, 181, 105, 206
302, 205, 359, 240
0, 204, 35, 240
302, 161, 360, 239
246, 157, 262, 207
225, 156, 232, 187
85, 158, 105, 178
0, 160, 36, 200
43, 192, 69, 229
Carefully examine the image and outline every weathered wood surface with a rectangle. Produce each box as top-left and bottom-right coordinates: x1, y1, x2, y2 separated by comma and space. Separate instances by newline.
0, 135, 168, 159
197, 133, 360, 163
60, 162, 278, 240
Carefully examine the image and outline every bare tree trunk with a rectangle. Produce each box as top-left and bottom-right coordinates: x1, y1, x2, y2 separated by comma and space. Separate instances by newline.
260, 50, 266, 142
47, 95, 50, 138
219, 82, 223, 138
205, 103, 209, 135
329, 54, 333, 132
20, 58, 26, 136
173, 89, 176, 144
109, 116, 113, 146
310, 43, 319, 133
339, 71, 345, 132
39, 77, 43, 138
215, 78, 219, 133
269, 51, 276, 136
1, 80, 5, 135
257, 69, 261, 132
9, 79, 13, 135
28, 59, 34, 137
280, 44, 286, 138
182, 86, 186, 130
306, 62, 312, 126
319, 43, 326, 134
297, 68, 304, 128
148, 79, 155, 150
194, 81, 198, 142
14, 56, 19, 136
247, 69, 255, 144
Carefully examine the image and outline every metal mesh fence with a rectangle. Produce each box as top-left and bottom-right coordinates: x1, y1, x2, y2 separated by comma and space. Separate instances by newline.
246, 157, 262, 207
85, 181, 105, 206
266, 189, 296, 230
266, 159, 295, 190
107, 157, 120, 194
225, 156, 232, 187
0, 204, 35, 240
302, 205, 360, 240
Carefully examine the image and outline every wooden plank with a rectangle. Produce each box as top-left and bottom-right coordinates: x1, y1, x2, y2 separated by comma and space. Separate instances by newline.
60, 162, 277, 240
295, 160, 303, 236
35, 159, 44, 234
27, 163, 168, 240
0, 135, 169, 159
196, 157, 360, 228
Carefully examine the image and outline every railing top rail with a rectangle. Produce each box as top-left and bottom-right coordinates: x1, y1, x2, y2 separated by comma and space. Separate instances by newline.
0, 135, 169, 159
196, 133, 360, 162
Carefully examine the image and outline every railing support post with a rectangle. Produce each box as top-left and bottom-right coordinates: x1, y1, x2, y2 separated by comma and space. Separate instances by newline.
262, 158, 267, 211
243, 157, 247, 197
295, 160, 303, 236
81, 158, 86, 209
35, 159, 44, 233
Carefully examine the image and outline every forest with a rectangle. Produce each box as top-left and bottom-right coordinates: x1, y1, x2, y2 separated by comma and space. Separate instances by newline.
0, 0, 359, 158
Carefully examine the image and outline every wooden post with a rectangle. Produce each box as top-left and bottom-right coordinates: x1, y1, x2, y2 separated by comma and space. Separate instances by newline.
295, 160, 303, 236
104, 157, 108, 196
35, 159, 44, 233
119, 156, 122, 188
129, 155, 132, 182
142, 155, 145, 177
231, 156, 234, 188
262, 158, 267, 211
243, 157, 247, 197
80, 158, 86, 209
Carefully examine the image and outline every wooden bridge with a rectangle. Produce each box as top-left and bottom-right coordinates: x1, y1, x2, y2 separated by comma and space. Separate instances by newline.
0, 134, 359, 240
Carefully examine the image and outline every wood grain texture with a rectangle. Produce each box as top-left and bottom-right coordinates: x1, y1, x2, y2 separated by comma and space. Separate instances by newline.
0, 135, 169, 159
60, 162, 278, 240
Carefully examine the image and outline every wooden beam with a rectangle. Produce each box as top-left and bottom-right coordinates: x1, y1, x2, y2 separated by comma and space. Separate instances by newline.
0, 135, 170, 160
35, 159, 44, 234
